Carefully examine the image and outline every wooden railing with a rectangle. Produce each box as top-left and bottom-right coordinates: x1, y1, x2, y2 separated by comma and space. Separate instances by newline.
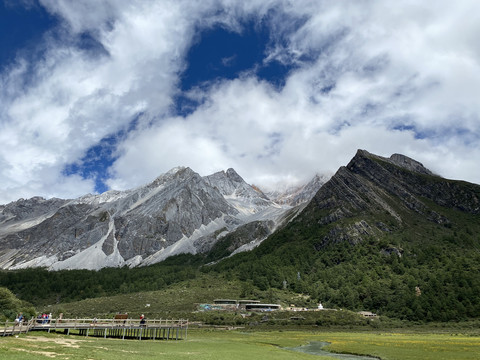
1, 318, 35, 337
33, 318, 189, 327
2, 317, 188, 339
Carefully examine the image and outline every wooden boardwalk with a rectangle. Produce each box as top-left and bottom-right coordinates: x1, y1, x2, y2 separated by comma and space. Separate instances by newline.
1, 318, 188, 341
0, 318, 34, 337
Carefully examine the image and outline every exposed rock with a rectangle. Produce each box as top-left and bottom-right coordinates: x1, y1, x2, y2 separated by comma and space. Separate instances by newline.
4, 149, 476, 271
264, 173, 330, 206
389, 153, 434, 176
204, 168, 268, 200
195, 220, 275, 255
306, 149, 480, 247
375, 222, 392, 232
0, 166, 297, 270
380, 246, 403, 257
318, 220, 376, 249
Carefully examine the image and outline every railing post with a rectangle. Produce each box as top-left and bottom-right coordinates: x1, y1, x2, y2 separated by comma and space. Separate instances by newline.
25, 318, 31, 334
3, 320, 8, 337
30, 317, 35, 333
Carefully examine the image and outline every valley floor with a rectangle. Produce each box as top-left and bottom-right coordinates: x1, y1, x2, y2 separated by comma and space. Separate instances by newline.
1, 329, 479, 360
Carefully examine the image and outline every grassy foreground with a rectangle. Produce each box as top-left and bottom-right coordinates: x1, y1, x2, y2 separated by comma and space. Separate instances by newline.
1, 329, 479, 360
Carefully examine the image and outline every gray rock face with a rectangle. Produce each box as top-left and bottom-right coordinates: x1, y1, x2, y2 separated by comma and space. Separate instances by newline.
203, 168, 271, 207
0, 167, 234, 269
198, 220, 276, 258
0, 166, 315, 270
304, 149, 480, 249
290, 174, 330, 206
389, 153, 434, 176
0, 197, 68, 236
265, 174, 330, 206
346, 150, 480, 214
109, 167, 238, 260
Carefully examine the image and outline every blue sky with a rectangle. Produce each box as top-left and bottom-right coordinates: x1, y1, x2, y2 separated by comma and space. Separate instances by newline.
176, 17, 295, 117
0, 0, 479, 203
0, 2, 56, 68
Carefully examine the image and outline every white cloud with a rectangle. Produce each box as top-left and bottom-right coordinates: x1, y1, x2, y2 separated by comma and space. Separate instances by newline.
0, 0, 203, 202
1, 0, 480, 204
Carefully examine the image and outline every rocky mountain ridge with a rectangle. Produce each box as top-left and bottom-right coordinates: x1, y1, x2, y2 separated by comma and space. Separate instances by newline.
301, 149, 480, 248
211, 150, 480, 322
0, 167, 322, 271
3, 150, 479, 323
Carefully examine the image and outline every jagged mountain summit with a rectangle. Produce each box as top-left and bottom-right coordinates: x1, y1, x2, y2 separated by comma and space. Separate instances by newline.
203, 168, 272, 215
213, 150, 480, 322
301, 149, 480, 247
0, 167, 321, 271
3, 149, 468, 273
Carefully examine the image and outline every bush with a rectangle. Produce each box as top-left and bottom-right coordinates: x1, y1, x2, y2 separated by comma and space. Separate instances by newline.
0, 286, 36, 321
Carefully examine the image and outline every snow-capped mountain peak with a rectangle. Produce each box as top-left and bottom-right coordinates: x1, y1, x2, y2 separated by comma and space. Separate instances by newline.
0, 167, 326, 271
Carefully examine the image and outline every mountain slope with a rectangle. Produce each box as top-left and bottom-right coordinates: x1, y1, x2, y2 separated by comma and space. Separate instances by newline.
0, 167, 239, 270
211, 150, 480, 321
1, 149, 479, 322
303, 149, 479, 247
0, 167, 317, 270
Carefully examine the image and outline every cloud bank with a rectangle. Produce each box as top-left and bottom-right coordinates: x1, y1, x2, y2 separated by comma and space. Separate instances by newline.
1, 0, 479, 203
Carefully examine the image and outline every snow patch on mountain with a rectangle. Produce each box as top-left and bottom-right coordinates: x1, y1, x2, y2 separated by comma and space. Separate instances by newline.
0, 166, 327, 270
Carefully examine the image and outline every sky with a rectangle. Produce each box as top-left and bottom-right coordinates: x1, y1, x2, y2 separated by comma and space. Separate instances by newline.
0, 0, 479, 204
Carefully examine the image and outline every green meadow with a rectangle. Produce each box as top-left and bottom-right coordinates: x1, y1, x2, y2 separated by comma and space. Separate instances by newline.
1, 330, 479, 360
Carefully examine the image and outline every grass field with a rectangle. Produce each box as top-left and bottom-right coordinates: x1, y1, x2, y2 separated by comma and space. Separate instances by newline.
1, 329, 479, 360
